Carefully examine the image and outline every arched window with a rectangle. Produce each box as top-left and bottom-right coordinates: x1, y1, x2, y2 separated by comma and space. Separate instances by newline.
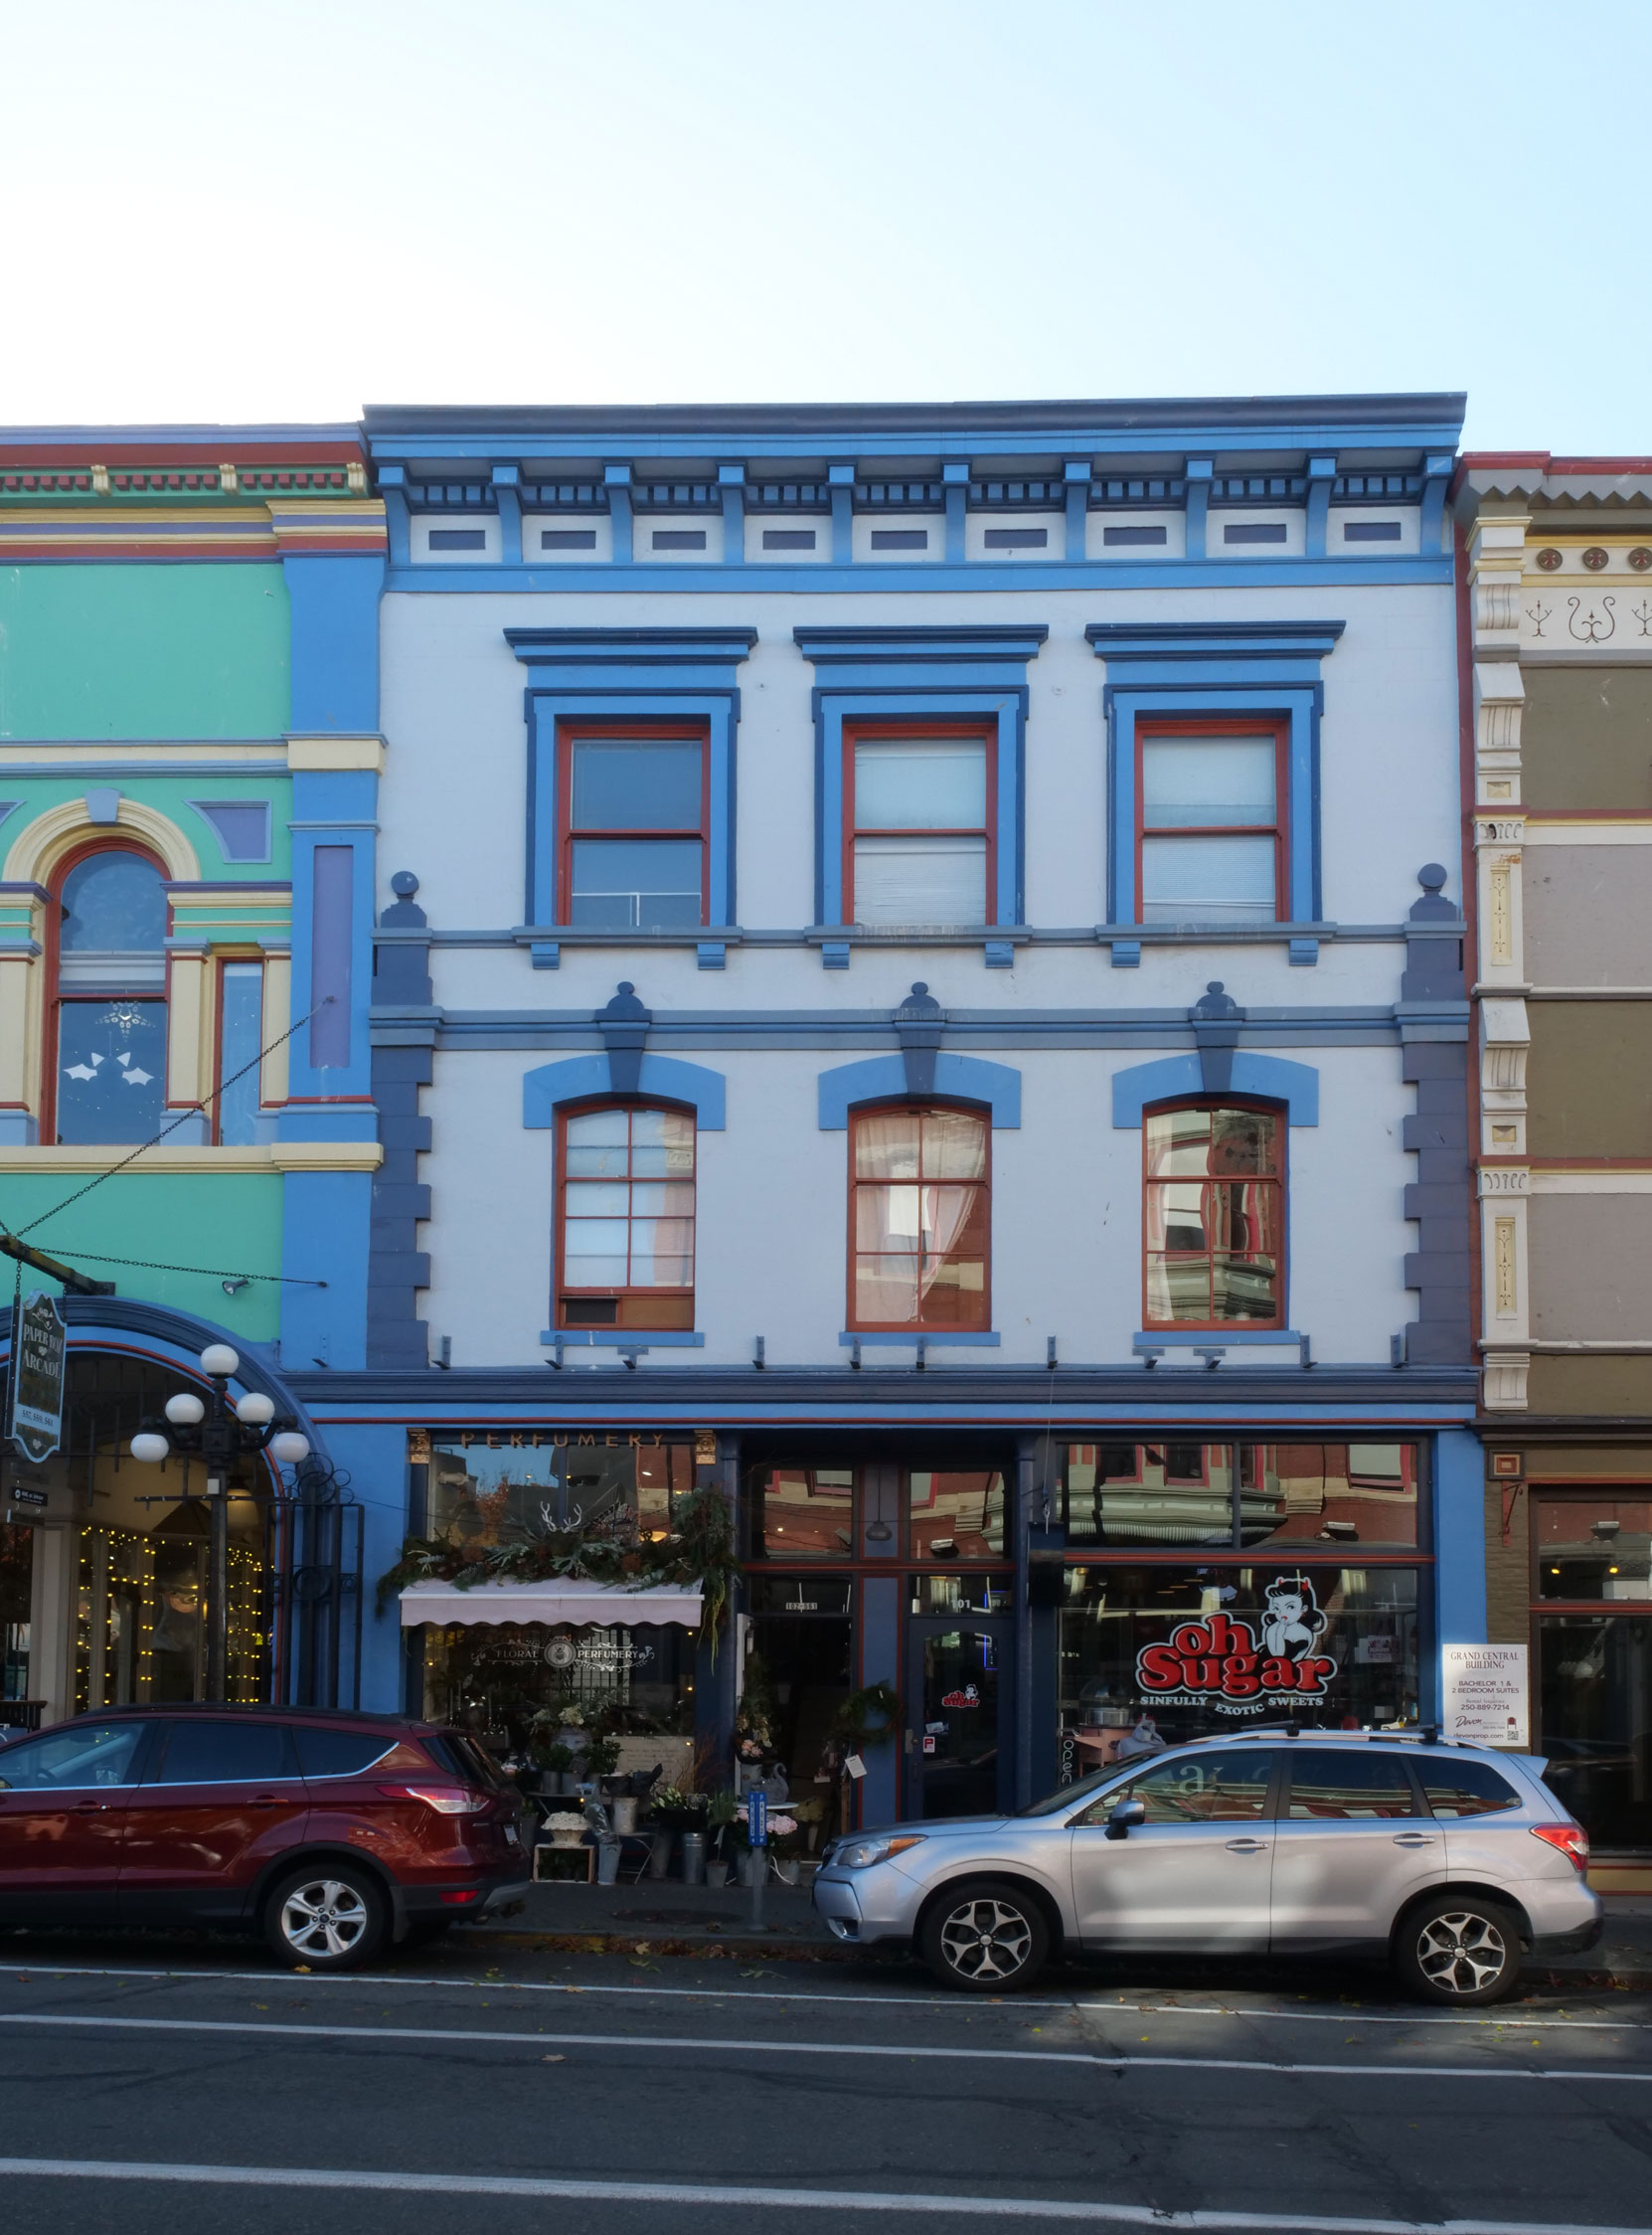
557, 1103, 696, 1330
850, 1104, 989, 1330
48, 846, 168, 1145
1143, 1102, 1283, 1327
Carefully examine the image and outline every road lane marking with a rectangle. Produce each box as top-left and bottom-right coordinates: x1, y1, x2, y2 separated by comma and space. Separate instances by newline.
1, 1963, 1642, 2030
0, 2153, 1644, 2231
1, 2009, 1649, 2084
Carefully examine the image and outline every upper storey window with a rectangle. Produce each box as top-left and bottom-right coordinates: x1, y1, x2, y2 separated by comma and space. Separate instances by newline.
560, 726, 708, 931
851, 1104, 989, 1330
1138, 720, 1285, 926
558, 1104, 696, 1330
50, 847, 168, 1144
846, 724, 993, 930
1144, 1103, 1283, 1328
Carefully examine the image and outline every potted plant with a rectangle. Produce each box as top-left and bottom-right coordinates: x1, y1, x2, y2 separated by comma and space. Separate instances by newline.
541, 1741, 576, 1795
582, 1734, 621, 1792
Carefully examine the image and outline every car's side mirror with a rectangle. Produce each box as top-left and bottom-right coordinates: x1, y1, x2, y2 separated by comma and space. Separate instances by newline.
1105, 1797, 1146, 1840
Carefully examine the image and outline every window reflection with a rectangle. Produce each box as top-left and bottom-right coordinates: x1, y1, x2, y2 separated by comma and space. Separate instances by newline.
1059, 1444, 1416, 1550
1537, 1496, 1652, 1602
757, 1467, 855, 1559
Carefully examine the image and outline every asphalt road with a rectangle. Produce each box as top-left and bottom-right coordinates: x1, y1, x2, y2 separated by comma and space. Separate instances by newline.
1, 1931, 1650, 2234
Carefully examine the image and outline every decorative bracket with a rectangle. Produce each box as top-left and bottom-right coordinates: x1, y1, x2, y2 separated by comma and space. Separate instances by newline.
1190, 980, 1244, 1095
596, 981, 651, 1095
894, 981, 945, 1098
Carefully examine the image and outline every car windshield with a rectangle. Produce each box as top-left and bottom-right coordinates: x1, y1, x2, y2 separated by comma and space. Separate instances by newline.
1019, 1754, 1188, 1816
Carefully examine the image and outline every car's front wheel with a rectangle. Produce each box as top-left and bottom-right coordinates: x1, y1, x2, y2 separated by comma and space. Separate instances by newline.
1394, 1892, 1523, 2005
263, 1863, 388, 1972
918, 1877, 1050, 1992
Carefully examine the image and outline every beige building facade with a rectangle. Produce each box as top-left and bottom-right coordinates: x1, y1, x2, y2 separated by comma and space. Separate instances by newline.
1458, 455, 1652, 1862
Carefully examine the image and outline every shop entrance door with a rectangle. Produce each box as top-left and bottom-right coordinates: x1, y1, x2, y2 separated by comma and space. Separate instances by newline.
906, 1620, 1011, 1819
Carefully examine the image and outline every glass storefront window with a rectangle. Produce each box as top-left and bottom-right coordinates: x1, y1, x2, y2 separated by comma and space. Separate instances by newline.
1063, 1444, 1235, 1548
755, 1467, 856, 1558
430, 1433, 694, 1546
1056, 1563, 1420, 1783
1, 1523, 32, 1705
909, 1470, 1004, 1560
909, 1573, 1012, 1615
422, 1621, 697, 1753
1537, 1496, 1652, 1601
1060, 1443, 1417, 1550
1539, 1615, 1652, 1848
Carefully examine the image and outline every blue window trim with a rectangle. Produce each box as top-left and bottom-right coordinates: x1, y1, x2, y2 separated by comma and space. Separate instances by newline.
506, 629, 756, 928
523, 1051, 727, 1130
538, 1329, 707, 1348
838, 1330, 1002, 1347
794, 626, 1047, 929
1110, 1052, 1318, 1127
1087, 621, 1344, 929
817, 1053, 1021, 1129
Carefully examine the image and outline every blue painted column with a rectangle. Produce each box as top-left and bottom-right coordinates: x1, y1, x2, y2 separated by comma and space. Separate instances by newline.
1185, 457, 1213, 559
279, 548, 384, 1374
829, 464, 855, 566
1064, 460, 1090, 561
1431, 1427, 1488, 1723
858, 1576, 902, 1825
605, 465, 633, 562
320, 1422, 413, 1713
492, 465, 523, 564
943, 461, 969, 564
719, 464, 745, 566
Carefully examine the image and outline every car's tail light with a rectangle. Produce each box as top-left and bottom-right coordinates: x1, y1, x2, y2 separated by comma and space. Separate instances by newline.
379, 1785, 486, 1815
1531, 1822, 1589, 1872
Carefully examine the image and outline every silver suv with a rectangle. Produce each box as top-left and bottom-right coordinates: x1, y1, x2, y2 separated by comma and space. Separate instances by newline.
812, 1730, 1601, 2002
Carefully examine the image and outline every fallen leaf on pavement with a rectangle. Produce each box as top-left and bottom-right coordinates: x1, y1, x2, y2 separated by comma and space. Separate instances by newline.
543, 2054, 566, 2063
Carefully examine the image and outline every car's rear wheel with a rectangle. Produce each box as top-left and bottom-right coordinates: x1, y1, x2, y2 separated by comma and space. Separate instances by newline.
263, 1863, 388, 1972
1395, 1892, 1523, 2005
919, 1877, 1050, 1992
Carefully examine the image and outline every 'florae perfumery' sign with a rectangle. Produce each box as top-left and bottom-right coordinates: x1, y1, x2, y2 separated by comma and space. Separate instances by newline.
1135, 1577, 1339, 1715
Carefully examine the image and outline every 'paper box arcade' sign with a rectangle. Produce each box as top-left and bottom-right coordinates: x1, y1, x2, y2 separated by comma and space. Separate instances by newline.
1135, 1577, 1339, 1713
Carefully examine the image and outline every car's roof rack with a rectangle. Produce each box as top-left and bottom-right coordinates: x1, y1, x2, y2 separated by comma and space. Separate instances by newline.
1221, 1723, 1478, 1749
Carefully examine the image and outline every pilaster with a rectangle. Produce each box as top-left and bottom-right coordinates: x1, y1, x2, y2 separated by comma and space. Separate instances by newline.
1467, 506, 1532, 1409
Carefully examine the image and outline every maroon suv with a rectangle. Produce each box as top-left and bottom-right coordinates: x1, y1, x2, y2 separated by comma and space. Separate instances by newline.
0, 1705, 529, 1970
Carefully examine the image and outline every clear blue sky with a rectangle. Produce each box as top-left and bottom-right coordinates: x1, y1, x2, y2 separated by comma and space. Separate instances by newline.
4, 0, 1644, 449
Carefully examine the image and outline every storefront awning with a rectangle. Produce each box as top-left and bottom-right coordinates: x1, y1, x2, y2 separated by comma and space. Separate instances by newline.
398, 1578, 703, 1630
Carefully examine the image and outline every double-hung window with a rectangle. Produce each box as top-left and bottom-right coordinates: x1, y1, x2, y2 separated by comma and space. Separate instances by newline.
1137, 719, 1285, 925
558, 1104, 696, 1330
1144, 1103, 1283, 1328
559, 726, 709, 930
845, 724, 993, 930
850, 1104, 989, 1329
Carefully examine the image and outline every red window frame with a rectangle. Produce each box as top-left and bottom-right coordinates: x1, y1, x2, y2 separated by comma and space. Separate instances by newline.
1134, 716, 1288, 926
1141, 1099, 1285, 1331
842, 719, 996, 928
555, 1098, 697, 1332
847, 1100, 991, 1333
42, 837, 171, 1146
556, 718, 712, 930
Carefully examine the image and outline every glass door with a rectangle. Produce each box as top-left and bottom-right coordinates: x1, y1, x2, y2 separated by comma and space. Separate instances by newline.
905, 1619, 1011, 1819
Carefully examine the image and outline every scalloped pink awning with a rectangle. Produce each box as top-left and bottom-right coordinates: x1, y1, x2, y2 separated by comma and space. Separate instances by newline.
398, 1578, 703, 1629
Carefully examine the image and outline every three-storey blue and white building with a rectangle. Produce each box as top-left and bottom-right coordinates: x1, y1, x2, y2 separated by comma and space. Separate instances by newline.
297, 394, 1483, 1819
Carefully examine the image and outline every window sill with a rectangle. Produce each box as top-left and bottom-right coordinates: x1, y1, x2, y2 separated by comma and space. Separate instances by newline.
839, 1330, 1000, 1347
540, 1329, 705, 1348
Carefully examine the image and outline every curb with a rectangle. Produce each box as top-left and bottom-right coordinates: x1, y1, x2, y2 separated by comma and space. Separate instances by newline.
453, 1925, 879, 1965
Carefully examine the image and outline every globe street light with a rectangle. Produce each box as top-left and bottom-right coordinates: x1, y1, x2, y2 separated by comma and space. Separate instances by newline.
128, 1343, 311, 1704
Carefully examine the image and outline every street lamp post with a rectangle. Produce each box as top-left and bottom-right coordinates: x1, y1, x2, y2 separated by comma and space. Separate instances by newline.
129, 1343, 310, 1704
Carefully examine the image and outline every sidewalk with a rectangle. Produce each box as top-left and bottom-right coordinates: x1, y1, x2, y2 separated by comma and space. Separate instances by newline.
456, 1882, 1652, 1990
457, 1875, 836, 1962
